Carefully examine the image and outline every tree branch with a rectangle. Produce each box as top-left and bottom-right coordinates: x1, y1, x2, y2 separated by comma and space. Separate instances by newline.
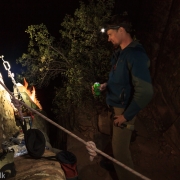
50, 46, 71, 66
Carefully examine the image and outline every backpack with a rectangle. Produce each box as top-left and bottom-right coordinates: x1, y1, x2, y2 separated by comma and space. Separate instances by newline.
24, 129, 45, 159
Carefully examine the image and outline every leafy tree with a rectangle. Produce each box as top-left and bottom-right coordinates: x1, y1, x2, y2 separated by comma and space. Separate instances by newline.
17, 0, 114, 129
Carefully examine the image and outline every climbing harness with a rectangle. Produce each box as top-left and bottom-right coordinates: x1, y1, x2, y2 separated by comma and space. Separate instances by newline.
0, 55, 151, 180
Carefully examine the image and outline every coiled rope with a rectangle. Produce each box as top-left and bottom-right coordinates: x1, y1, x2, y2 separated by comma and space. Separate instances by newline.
0, 81, 151, 180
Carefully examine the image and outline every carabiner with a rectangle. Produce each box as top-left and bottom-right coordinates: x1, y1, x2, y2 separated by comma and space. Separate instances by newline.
3, 61, 11, 71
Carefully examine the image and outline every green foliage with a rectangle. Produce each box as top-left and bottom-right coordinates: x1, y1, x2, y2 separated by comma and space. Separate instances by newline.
17, 24, 67, 87
57, 0, 114, 108
17, 0, 114, 121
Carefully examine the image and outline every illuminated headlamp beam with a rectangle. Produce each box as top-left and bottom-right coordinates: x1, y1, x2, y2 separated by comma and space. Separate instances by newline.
100, 26, 121, 33
101, 28, 106, 33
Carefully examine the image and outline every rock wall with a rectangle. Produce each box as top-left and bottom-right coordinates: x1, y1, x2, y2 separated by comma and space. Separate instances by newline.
109, 0, 180, 154
0, 73, 18, 147
13, 150, 66, 180
14, 82, 51, 148
0, 72, 50, 147
152, 0, 180, 154
0, 73, 66, 180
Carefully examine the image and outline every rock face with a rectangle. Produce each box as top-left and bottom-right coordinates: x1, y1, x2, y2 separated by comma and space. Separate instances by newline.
0, 73, 18, 147
0, 73, 65, 179
11, 150, 66, 180
14, 82, 50, 144
113, 0, 180, 155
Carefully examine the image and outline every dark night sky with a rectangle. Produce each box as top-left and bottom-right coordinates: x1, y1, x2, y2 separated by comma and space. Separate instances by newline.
0, 0, 86, 89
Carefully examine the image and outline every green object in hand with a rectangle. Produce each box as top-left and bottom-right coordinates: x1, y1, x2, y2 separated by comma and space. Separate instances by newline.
94, 82, 101, 96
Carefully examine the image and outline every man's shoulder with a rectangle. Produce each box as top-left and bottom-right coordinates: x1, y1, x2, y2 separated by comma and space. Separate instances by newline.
125, 42, 149, 65
128, 41, 145, 51
127, 42, 148, 58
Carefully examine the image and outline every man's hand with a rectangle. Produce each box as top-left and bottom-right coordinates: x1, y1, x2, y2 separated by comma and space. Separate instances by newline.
91, 83, 107, 94
99, 83, 107, 91
113, 115, 127, 127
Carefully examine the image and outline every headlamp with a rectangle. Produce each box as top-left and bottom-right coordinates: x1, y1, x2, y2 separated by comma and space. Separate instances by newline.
100, 28, 106, 33
100, 26, 121, 33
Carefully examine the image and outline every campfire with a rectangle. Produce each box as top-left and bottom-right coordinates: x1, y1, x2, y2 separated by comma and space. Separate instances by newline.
23, 78, 42, 110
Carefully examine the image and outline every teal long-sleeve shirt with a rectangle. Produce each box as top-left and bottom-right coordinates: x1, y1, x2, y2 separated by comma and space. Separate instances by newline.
106, 41, 154, 121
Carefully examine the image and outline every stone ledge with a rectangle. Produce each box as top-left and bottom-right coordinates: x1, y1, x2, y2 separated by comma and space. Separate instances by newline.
10, 150, 66, 180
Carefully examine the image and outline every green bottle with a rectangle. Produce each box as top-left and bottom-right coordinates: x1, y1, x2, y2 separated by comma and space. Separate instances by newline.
94, 82, 101, 96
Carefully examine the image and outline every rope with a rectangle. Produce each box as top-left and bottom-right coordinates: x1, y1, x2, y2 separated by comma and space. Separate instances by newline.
0, 55, 28, 121
0, 81, 151, 180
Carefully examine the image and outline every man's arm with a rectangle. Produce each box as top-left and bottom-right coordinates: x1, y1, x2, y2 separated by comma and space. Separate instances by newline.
123, 51, 154, 121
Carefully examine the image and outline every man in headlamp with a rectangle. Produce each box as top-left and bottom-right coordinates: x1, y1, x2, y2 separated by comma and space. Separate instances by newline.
97, 14, 154, 179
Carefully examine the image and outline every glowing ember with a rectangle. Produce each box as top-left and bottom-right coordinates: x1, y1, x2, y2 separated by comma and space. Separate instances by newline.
23, 78, 42, 110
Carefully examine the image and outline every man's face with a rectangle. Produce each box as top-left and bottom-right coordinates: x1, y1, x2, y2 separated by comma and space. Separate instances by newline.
107, 28, 122, 47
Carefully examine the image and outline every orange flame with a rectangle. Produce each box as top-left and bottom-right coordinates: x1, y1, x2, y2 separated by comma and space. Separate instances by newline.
23, 78, 42, 110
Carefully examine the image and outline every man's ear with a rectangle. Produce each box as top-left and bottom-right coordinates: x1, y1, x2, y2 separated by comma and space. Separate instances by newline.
118, 27, 124, 33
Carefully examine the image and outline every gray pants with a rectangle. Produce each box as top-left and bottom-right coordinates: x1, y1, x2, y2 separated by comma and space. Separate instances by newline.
109, 107, 136, 180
